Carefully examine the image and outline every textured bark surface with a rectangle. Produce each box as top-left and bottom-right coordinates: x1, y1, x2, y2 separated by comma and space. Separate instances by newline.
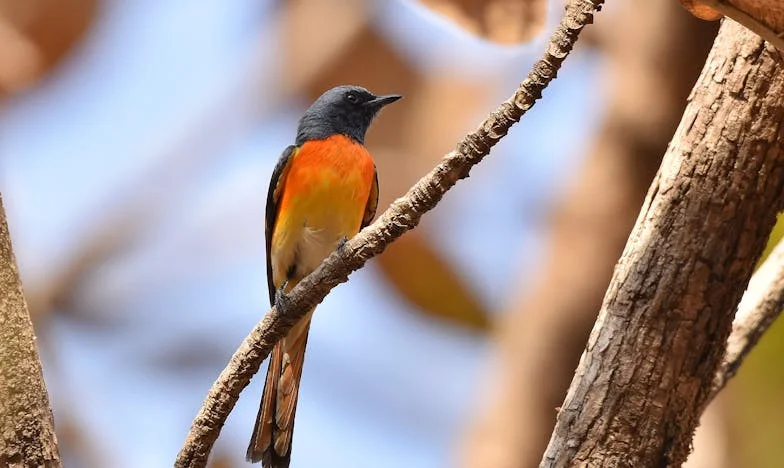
0, 194, 61, 467
541, 19, 784, 467
461, 4, 718, 467
175, 1, 605, 466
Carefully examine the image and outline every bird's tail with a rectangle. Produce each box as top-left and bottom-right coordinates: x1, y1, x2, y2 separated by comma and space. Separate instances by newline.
247, 311, 313, 467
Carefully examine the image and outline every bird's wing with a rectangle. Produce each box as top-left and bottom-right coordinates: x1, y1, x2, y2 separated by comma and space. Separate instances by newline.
265, 145, 298, 303
360, 167, 379, 230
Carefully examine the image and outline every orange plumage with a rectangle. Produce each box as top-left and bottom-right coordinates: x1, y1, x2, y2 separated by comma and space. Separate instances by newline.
247, 85, 398, 467
248, 135, 378, 467
271, 135, 376, 282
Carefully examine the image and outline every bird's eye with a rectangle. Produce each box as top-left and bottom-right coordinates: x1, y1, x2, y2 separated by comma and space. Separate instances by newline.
345, 93, 359, 104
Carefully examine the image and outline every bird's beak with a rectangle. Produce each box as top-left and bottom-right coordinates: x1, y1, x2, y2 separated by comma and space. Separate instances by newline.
365, 94, 402, 108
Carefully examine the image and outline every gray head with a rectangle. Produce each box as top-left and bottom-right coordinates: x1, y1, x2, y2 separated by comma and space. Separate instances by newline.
295, 85, 402, 145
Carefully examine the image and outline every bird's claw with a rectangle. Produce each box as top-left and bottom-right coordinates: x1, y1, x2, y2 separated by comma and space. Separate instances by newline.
336, 236, 349, 251
275, 280, 291, 311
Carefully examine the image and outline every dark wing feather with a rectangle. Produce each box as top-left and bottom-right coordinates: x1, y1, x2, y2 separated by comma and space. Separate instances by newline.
265, 145, 298, 304
361, 167, 379, 230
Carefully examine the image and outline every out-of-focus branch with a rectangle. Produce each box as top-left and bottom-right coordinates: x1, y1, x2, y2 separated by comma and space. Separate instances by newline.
712, 238, 784, 396
0, 193, 61, 466
174, 1, 605, 466
542, 19, 784, 467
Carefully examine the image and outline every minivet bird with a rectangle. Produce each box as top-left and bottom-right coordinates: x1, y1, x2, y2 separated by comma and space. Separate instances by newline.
247, 85, 402, 467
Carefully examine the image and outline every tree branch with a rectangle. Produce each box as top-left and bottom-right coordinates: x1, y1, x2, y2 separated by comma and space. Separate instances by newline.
461, 5, 718, 467
681, 0, 784, 51
174, 0, 604, 466
0, 194, 61, 467
704, 0, 784, 51
541, 19, 784, 467
712, 237, 784, 397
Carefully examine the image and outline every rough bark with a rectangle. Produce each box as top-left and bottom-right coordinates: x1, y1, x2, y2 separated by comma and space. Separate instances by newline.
0, 194, 61, 467
541, 19, 784, 468
461, 3, 717, 467
175, 1, 605, 466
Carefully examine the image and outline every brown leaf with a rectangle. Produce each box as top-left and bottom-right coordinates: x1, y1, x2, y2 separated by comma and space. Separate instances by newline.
679, 0, 723, 21
207, 450, 240, 468
679, 0, 784, 33
418, 0, 547, 44
298, 27, 420, 119
730, 0, 784, 32
376, 230, 491, 332
278, 0, 369, 96
0, 0, 97, 97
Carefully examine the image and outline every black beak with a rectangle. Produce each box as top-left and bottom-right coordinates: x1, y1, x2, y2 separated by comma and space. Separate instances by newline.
365, 94, 402, 108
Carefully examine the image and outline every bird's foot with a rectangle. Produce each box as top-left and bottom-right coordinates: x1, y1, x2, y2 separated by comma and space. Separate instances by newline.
275, 280, 291, 311
336, 236, 349, 252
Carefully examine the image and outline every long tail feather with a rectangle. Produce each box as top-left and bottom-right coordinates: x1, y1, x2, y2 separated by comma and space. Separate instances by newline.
247, 314, 312, 467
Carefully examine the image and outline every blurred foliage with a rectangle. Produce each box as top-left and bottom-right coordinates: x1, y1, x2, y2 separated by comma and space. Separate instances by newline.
377, 232, 491, 333
418, 0, 547, 43
0, 0, 97, 98
4, 2, 500, 462
758, 213, 784, 263
733, 213, 784, 468
7, 0, 495, 332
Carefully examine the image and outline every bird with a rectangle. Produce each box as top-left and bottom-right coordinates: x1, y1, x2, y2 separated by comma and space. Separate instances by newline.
246, 85, 402, 467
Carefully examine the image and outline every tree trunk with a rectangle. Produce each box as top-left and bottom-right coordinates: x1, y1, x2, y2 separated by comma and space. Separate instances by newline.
0, 194, 61, 467
461, 4, 717, 467
541, 18, 784, 467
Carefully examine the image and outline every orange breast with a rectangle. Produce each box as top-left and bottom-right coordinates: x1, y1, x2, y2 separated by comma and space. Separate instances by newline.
277, 135, 375, 229
271, 134, 376, 282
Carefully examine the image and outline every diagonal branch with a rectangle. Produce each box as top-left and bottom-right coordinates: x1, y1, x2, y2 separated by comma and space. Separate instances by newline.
712, 238, 784, 397
174, 0, 605, 466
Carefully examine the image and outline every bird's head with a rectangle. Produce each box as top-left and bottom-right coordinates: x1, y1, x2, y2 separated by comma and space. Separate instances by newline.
295, 85, 402, 145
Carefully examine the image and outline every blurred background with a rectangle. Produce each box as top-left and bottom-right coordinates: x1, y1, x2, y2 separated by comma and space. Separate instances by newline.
0, 0, 781, 467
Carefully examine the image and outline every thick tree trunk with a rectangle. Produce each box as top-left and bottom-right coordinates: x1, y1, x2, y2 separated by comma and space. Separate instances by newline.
0, 194, 61, 467
541, 19, 784, 467
461, 4, 717, 467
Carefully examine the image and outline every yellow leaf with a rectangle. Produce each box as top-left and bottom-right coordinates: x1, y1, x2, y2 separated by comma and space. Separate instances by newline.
377, 231, 491, 333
